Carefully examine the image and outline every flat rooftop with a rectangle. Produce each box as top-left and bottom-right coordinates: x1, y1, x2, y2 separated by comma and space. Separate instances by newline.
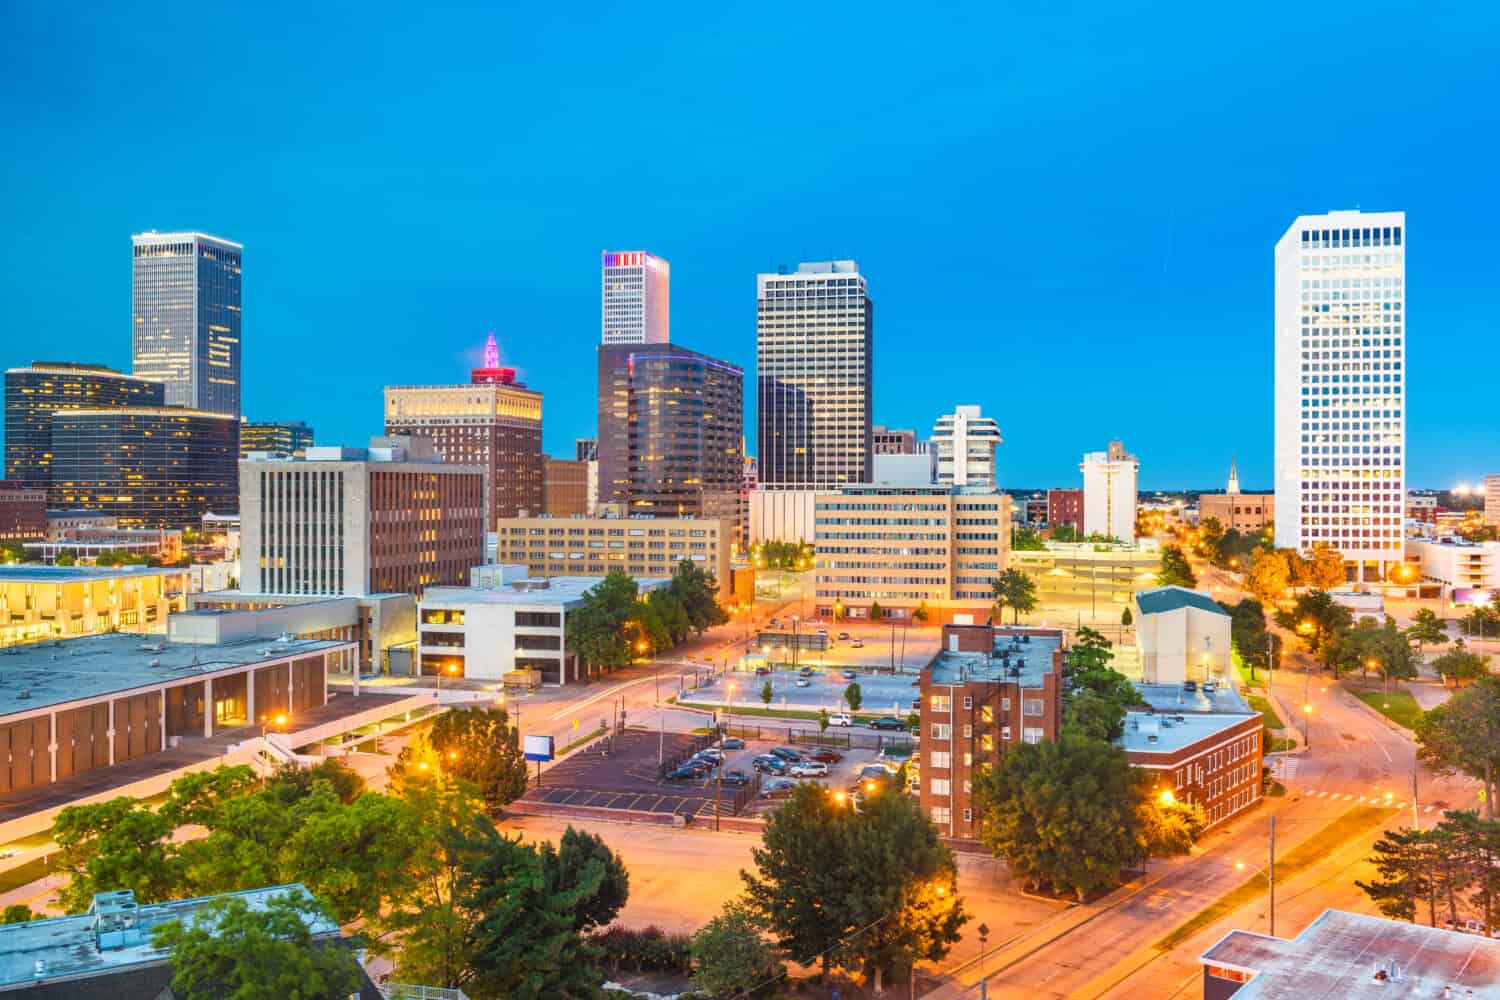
0, 884, 333, 988
0, 565, 186, 585
423, 575, 670, 606
928, 629, 1062, 688
0, 633, 349, 717
1136, 682, 1251, 714
1201, 908, 1500, 998
1120, 709, 1254, 754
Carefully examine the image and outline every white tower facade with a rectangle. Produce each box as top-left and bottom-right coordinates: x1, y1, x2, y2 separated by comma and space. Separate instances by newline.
1274, 210, 1406, 583
601, 250, 670, 345
1080, 440, 1138, 543
933, 405, 1001, 489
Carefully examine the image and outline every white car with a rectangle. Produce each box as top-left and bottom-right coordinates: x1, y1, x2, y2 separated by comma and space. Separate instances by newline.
789, 761, 830, 777
828, 713, 853, 727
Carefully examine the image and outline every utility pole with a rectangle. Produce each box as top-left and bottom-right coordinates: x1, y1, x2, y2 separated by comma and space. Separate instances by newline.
1411, 768, 1420, 831
1269, 815, 1276, 937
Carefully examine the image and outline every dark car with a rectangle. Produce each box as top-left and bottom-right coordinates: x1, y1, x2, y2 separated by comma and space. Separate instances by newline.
798, 666, 813, 677
769, 747, 802, 762
719, 769, 753, 787
755, 666, 771, 676
842, 669, 857, 680
859, 764, 894, 782
752, 755, 788, 775
667, 765, 704, 781
760, 778, 797, 800
808, 747, 844, 763
1184, 680, 1198, 692
837, 631, 850, 641
719, 737, 746, 750
869, 716, 907, 731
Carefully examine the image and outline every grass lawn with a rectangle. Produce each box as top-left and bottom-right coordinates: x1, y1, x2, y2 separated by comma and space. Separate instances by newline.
559, 726, 607, 756
1347, 686, 1424, 730
1153, 805, 1388, 951
1232, 650, 1259, 691
1247, 695, 1284, 731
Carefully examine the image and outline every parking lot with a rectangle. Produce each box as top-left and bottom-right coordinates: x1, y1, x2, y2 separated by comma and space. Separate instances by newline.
681, 666, 922, 718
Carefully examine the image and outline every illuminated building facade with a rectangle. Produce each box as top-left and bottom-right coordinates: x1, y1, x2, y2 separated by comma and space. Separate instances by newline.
1081, 440, 1139, 543
542, 457, 590, 516
383, 334, 544, 526
0, 483, 46, 542
1275, 210, 1406, 583
240, 420, 314, 458
131, 231, 243, 417
601, 250, 670, 345
757, 261, 873, 486
0, 565, 192, 646
596, 343, 743, 528
48, 408, 239, 528
933, 405, 1001, 489
4, 363, 164, 486
240, 436, 485, 597
493, 513, 731, 599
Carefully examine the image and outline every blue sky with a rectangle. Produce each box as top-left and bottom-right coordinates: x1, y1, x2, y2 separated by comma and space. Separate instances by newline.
3, 2, 1497, 490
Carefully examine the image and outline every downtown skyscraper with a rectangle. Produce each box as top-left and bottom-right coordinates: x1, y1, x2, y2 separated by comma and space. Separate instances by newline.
1274, 210, 1406, 584
131, 231, 243, 416
756, 261, 873, 486
601, 250, 670, 345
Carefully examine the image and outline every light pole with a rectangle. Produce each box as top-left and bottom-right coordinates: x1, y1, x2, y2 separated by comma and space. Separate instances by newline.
1301, 701, 1312, 747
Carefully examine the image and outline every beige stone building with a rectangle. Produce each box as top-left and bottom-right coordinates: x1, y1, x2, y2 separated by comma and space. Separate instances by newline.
492, 513, 730, 599
0, 565, 193, 646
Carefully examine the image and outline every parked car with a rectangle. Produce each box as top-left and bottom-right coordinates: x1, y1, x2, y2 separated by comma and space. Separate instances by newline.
842, 669, 857, 680
850, 639, 864, 648
760, 778, 797, 799
755, 666, 771, 676
870, 716, 907, 731
769, 746, 802, 762
807, 747, 844, 763
1184, 680, 1198, 692
859, 764, 894, 781
795, 677, 811, 688
837, 631, 850, 641
790, 761, 830, 778
828, 712, 853, 727
1203, 680, 1218, 693
667, 765, 704, 781
752, 755, 789, 775
798, 666, 813, 677
693, 750, 724, 766
718, 737, 746, 751
719, 769, 753, 787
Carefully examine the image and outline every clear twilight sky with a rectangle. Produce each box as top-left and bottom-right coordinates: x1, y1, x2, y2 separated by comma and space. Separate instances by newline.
3, 3, 1498, 490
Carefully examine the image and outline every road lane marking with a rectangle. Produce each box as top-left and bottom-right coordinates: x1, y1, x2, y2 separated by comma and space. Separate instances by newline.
545, 674, 658, 722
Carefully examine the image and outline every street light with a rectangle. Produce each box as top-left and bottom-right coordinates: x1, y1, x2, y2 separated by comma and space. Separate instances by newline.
1302, 702, 1312, 746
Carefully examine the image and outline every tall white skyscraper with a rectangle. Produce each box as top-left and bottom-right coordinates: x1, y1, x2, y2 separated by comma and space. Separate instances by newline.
601, 250, 669, 345
756, 261, 873, 486
1274, 210, 1406, 583
933, 405, 1001, 489
132, 231, 243, 416
1080, 440, 1138, 543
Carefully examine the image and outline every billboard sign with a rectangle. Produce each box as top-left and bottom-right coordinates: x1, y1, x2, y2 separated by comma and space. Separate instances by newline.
523, 734, 554, 763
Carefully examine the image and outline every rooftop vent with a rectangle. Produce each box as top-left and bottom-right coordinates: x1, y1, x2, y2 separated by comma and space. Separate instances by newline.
150, 659, 160, 668
16, 690, 29, 700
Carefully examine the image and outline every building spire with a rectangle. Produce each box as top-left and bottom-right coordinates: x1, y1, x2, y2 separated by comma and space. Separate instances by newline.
1227, 453, 1241, 495
483, 332, 500, 370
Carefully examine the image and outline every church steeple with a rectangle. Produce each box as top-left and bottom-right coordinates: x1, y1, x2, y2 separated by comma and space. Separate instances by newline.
1226, 454, 1241, 495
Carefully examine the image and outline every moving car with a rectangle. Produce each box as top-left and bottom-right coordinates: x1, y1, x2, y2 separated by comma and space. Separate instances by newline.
760, 778, 797, 799
789, 761, 830, 777
850, 639, 864, 649
798, 666, 813, 677
718, 737, 746, 751
859, 764, 894, 782
828, 712, 852, 727
1184, 680, 1198, 692
752, 755, 789, 775
842, 669, 857, 680
795, 677, 811, 688
755, 666, 771, 676
837, 631, 850, 641
769, 747, 802, 762
870, 716, 907, 731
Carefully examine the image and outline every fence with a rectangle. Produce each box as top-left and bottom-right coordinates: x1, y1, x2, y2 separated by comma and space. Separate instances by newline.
656, 730, 718, 778
716, 723, 914, 752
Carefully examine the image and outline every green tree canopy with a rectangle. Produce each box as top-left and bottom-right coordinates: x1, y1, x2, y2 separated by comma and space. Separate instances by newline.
990, 568, 1038, 625
844, 682, 863, 712
1433, 647, 1491, 687
538, 825, 630, 933
1156, 546, 1197, 588
53, 797, 182, 913
669, 559, 729, 635
1406, 608, 1450, 655
150, 891, 362, 1000
1416, 678, 1500, 819
692, 902, 785, 998
1274, 590, 1354, 670
1228, 598, 1274, 679
1012, 526, 1047, 551
1064, 688, 1128, 741
414, 706, 530, 809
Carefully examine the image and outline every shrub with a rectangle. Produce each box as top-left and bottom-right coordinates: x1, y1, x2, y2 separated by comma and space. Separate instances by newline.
590, 925, 693, 974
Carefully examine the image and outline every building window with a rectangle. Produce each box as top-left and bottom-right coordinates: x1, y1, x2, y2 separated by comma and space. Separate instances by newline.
962, 695, 973, 710
929, 751, 951, 769
930, 778, 951, 796
931, 807, 951, 826
1023, 699, 1043, 717
931, 723, 951, 740
1022, 727, 1043, 744
962, 808, 973, 822
930, 694, 951, 712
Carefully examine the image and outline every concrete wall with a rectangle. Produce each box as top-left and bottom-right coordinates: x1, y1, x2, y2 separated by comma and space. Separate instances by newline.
1136, 604, 1232, 685
749, 489, 817, 545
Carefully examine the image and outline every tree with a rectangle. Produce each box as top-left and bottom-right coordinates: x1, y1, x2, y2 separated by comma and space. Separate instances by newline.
0, 905, 36, 924
869, 601, 885, 621
973, 734, 1145, 900
912, 602, 931, 625
1275, 590, 1354, 670
990, 569, 1038, 625
1246, 550, 1290, 604
646, 587, 689, 646
1012, 526, 1047, 551
837, 793, 968, 993
1065, 688, 1127, 741
740, 783, 853, 977
1328, 616, 1417, 686
819, 709, 830, 733
161, 766, 262, 827
1197, 517, 1226, 563
1068, 626, 1115, 675
1463, 606, 1500, 643
565, 572, 640, 674
1120, 606, 1133, 628
1137, 794, 1207, 860
1416, 678, 1500, 819
420, 707, 530, 808
669, 559, 729, 635
844, 682, 863, 712
279, 788, 420, 925
260, 759, 366, 808
1228, 598, 1273, 680
1050, 524, 1081, 543
1306, 544, 1347, 589
1358, 827, 1435, 924
538, 826, 629, 933
1434, 647, 1491, 687
54, 551, 76, 566
692, 901, 785, 998
760, 681, 774, 707
1157, 546, 1197, 588
150, 890, 362, 1000
1407, 608, 1450, 659
53, 797, 183, 913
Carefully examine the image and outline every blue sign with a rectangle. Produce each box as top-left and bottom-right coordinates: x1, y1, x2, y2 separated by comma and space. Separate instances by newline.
523, 734, 555, 762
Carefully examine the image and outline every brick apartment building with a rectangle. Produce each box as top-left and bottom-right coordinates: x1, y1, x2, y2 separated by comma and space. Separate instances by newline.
1047, 488, 1082, 530
918, 624, 1066, 840
1124, 688, 1263, 830
0, 481, 46, 541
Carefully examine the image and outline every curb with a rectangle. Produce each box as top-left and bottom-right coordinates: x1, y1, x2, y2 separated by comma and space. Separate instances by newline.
1339, 684, 1419, 742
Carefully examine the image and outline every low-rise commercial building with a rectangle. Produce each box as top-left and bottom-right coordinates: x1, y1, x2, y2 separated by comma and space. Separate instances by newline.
1408, 537, 1500, 603
1123, 685, 1261, 832
0, 483, 45, 542
814, 485, 1011, 623
1047, 488, 1083, 530
0, 565, 193, 647
417, 567, 669, 684
542, 456, 590, 516
1133, 586, 1233, 685
1198, 493, 1274, 534
1199, 908, 1500, 999
1009, 540, 1160, 610
25, 527, 183, 565
493, 512, 730, 599
0, 632, 354, 795
240, 419, 314, 458
179, 591, 415, 676
917, 625, 1066, 840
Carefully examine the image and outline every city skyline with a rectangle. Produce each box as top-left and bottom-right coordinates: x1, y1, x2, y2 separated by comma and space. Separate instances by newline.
3, 6, 1498, 488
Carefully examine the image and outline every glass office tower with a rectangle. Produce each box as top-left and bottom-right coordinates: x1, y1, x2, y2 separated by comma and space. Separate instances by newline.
3, 362, 165, 486
132, 231, 243, 417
